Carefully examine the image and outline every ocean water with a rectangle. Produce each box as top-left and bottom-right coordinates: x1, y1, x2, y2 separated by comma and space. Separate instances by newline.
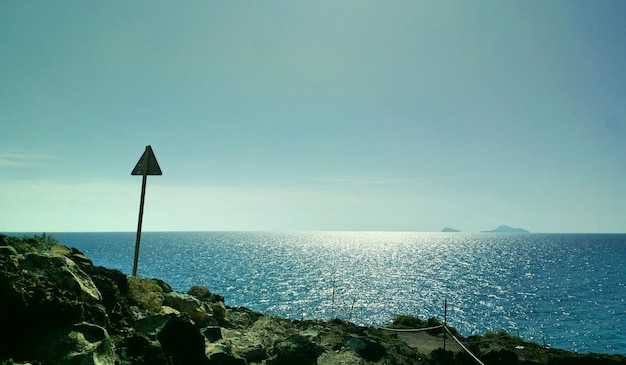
22, 231, 626, 355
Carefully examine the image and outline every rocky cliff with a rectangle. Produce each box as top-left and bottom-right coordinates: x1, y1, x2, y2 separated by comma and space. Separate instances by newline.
1, 234, 624, 365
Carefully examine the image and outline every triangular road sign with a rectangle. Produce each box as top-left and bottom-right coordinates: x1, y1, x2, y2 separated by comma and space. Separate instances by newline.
131, 145, 162, 175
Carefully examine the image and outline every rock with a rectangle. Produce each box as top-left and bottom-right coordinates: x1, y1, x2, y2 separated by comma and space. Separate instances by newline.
118, 334, 167, 365
210, 352, 246, 365
70, 250, 94, 266
203, 326, 223, 342
219, 326, 270, 363
0, 245, 19, 268
238, 343, 268, 363
157, 314, 211, 365
133, 314, 175, 335
34, 322, 116, 365
430, 348, 455, 365
482, 348, 519, 364
50, 244, 93, 266
269, 334, 321, 365
345, 336, 386, 362
160, 305, 180, 315
188, 285, 224, 303
22, 251, 102, 302
151, 278, 173, 293
0, 247, 109, 358
163, 292, 215, 327
81, 265, 133, 328
206, 343, 246, 365
224, 307, 263, 329
0, 238, 118, 362
0, 245, 19, 257
211, 301, 227, 322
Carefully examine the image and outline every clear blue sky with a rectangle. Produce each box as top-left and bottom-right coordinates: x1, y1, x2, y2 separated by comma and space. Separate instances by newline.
1, 1, 625, 233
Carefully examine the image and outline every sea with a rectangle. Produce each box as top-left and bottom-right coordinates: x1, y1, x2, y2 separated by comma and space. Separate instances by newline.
10, 231, 626, 355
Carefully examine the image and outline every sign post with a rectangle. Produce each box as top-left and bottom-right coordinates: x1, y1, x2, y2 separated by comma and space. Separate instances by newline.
131, 145, 162, 277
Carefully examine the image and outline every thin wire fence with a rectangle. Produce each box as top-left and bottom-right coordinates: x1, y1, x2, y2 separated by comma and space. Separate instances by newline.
380, 324, 486, 365
444, 325, 486, 365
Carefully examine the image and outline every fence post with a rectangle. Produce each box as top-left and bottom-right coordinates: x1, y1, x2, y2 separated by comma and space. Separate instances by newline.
443, 299, 447, 350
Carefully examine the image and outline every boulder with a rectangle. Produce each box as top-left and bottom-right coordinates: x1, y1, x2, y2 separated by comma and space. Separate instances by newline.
205, 343, 246, 365
219, 329, 269, 363
32, 322, 116, 365
0, 248, 108, 358
50, 244, 94, 266
211, 301, 227, 322
133, 314, 175, 335
203, 326, 223, 342
81, 265, 133, 329
345, 336, 386, 362
163, 292, 215, 327
237, 343, 267, 364
481, 348, 519, 364
157, 314, 211, 365
0, 245, 18, 257
269, 334, 321, 365
188, 285, 224, 303
22, 251, 102, 302
224, 307, 263, 329
151, 278, 173, 293
430, 348, 455, 365
118, 334, 167, 365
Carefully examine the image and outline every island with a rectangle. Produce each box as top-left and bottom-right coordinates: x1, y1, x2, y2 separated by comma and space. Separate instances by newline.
441, 227, 461, 232
482, 225, 530, 233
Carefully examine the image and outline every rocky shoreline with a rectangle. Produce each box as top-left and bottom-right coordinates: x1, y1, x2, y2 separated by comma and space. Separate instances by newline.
1, 233, 625, 365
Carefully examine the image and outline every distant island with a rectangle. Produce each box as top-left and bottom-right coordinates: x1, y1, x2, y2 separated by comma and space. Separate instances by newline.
441, 227, 461, 232
482, 225, 530, 233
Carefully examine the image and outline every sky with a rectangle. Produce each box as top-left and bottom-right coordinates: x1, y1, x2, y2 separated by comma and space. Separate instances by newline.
1, 1, 625, 233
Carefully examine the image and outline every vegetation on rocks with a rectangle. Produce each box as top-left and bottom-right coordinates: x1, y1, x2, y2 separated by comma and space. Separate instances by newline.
389, 315, 459, 337
128, 277, 165, 313
1, 233, 625, 365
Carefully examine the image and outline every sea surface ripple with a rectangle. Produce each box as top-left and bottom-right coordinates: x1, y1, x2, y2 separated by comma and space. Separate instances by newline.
47, 231, 626, 355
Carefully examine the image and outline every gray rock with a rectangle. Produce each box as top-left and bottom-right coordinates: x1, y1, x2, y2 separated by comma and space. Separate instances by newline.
133, 314, 175, 335
188, 285, 224, 303
224, 307, 262, 329
157, 314, 211, 365
211, 301, 227, 321
163, 292, 215, 327
118, 334, 167, 365
345, 337, 386, 362
36, 322, 116, 365
239, 343, 268, 363
269, 334, 320, 365
482, 348, 519, 364
22, 251, 102, 302
151, 278, 173, 293
206, 343, 246, 365
0, 245, 18, 257
203, 326, 223, 342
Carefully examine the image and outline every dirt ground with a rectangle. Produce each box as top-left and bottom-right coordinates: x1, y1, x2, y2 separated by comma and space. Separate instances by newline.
383, 329, 464, 356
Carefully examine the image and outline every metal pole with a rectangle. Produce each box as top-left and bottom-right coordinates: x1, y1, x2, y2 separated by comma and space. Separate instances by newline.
132, 148, 149, 277
443, 299, 447, 350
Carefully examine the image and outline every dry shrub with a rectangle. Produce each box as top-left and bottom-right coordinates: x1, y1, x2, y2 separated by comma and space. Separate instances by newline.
127, 277, 164, 313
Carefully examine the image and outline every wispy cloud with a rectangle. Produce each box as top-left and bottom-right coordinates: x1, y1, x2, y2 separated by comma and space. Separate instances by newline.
0, 149, 52, 167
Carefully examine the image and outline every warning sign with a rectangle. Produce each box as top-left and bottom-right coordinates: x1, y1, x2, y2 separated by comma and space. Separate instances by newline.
131, 145, 162, 175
